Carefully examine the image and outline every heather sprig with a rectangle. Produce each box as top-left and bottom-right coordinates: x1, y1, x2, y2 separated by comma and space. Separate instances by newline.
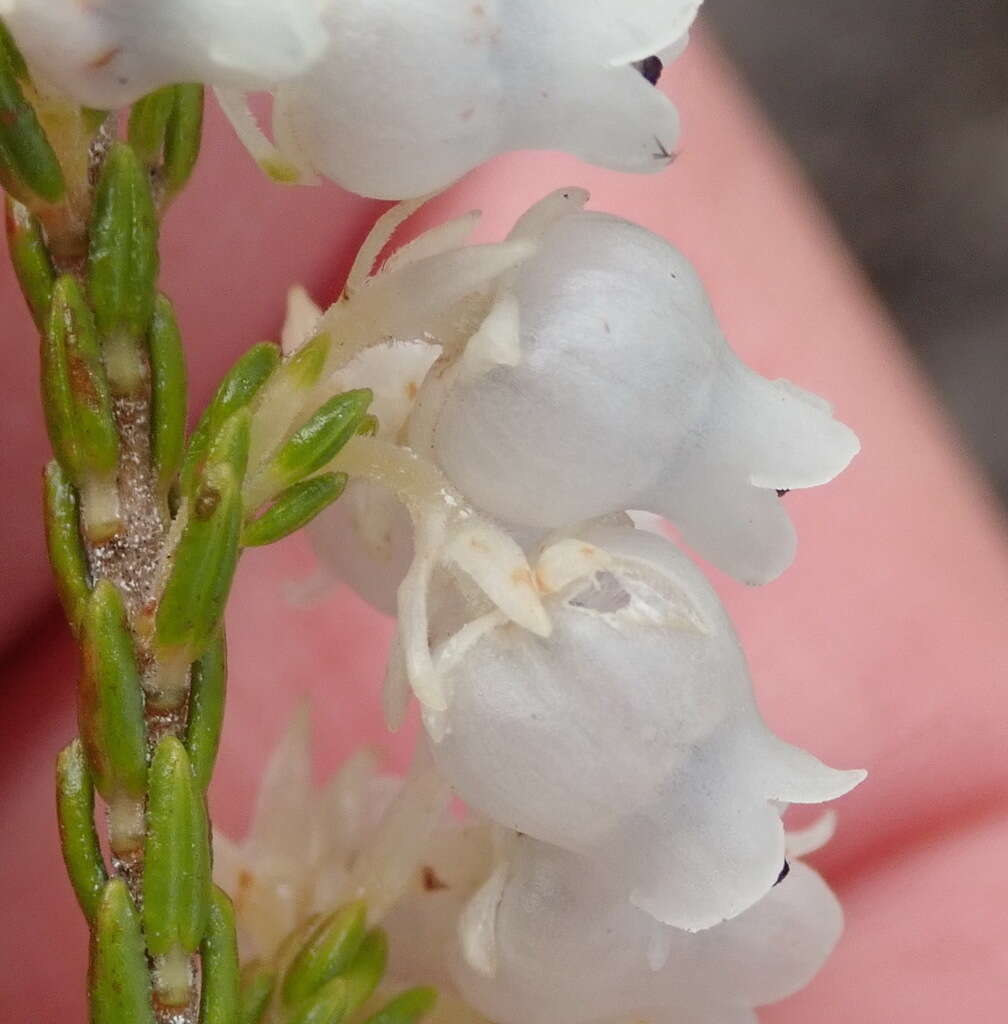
4, 37, 375, 1020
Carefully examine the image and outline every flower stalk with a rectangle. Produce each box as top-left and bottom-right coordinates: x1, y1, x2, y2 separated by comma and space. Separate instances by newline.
2, 32, 383, 1017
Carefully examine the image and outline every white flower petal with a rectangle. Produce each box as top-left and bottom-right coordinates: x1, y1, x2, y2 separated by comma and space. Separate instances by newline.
427, 525, 863, 930
309, 480, 413, 616
785, 810, 838, 859
344, 196, 432, 299
4, 0, 327, 108
216, 88, 318, 186
247, 702, 314, 863
451, 838, 841, 1024
343, 747, 453, 921
273, 1, 698, 198
281, 285, 323, 356
381, 212, 483, 278
571, 1, 704, 66
429, 208, 858, 583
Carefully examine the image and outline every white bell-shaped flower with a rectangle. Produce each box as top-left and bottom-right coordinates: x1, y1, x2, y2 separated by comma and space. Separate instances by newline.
421, 197, 860, 583
452, 835, 843, 1024
1, 0, 327, 108
424, 524, 864, 930
261, 1, 700, 198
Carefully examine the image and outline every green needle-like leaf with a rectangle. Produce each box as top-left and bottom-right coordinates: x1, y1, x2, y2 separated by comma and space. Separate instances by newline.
144, 736, 211, 957
181, 341, 280, 497
185, 629, 227, 792
355, 413, 379, 438
209, 343, 283, 427
242, 472, 347, 548
286, 978, 348, 1024
148, 293, 187, 494
361, 988, 438, 1024
43, 460, 91, 634
0, 48, 65, 203
42, 276, 120, 489
282, 901, 368, 1007
0, 19, 28, 80
207, 407, 252, 481
340, 929, 388, 1017
56, 739, 107, 924
5, 196, 54, 328
88, 880, 155, 1024
163, 84, 204, 198
284, 331, 332, 389
156, 465, 243, 661
78, 581, 147, 808
267, 390, 371, 495
128, 87, 176, 167
240, 963, 276, 1024
86, 142, 159, 392
199, 886, 240, 1024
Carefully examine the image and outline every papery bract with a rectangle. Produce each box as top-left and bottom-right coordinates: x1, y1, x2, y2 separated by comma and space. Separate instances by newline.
421, 199, 860, 583
268, 0, 701, 198
424, 524, 864, 930
305, 327, 439, 617
452, 836, 843, 1024
1, 0, 327, 108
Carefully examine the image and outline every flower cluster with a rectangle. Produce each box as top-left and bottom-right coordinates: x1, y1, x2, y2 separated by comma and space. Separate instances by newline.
2, 0, 702, 197
2, 4, 865, 1018
221, 713, 847, 1024
272, 186, 864, 1018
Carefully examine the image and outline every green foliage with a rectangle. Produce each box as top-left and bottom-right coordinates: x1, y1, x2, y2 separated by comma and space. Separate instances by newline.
0, 19, 28, 80
266, 390, 372, 495
155, 464, 243, 662
88, 880, 155, 1024
0, 41, 65, 203
286, 978, 348, 1024
282, 901, 368, 1008
41, 276, 119, 488
284, 331, 332, 389
5, 196, 55, 328
86, 142, 158, 392
242, 472, 347, 547
128, 83, 204, 201
239, 964, 277, 1024
55, 740, 107, 924
340, 929, 389, 1017
181, 342, 281, 497
163, 85, 205, 198
185, 630, 228, 792
128, 87, 177, 168
78, 581, 147, 808
362, 988, 438, 1024
144, 737, 212, 957
199, 887, 241, 1024
148, 293, 188, 495
42, 460, 91, 634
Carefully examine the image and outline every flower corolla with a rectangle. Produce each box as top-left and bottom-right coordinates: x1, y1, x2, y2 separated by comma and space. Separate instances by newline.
0, 0, 327, 108
418, 194, 860, 584
423, 523, 864, 930
232, 1, 701, 197
451, 835, 843, 1024
216, 713, 846, 1024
